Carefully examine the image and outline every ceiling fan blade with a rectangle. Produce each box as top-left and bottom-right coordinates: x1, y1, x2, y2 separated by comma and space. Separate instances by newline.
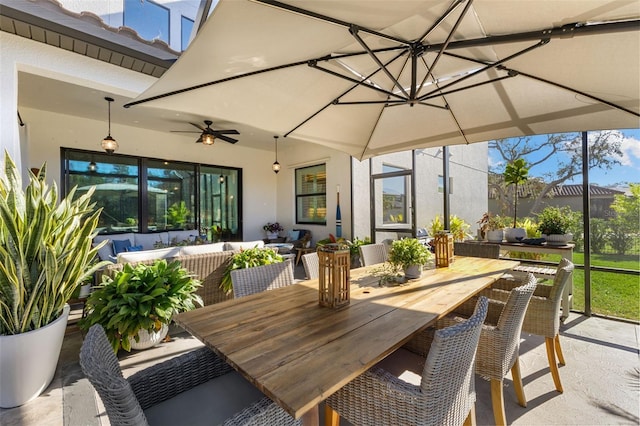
195, 135, 203, 143
171, 130, 201, 133
212, 129, 240, 135
189, 122, 206, 131
215, 134, 239, 144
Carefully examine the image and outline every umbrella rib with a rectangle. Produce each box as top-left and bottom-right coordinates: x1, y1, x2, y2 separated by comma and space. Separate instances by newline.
417, 0, 468, 44
417, 40, 547, 101
420, 75, 515, 101
285, 52, 407, 138
349, 25, 409, 98
252, 0, 410, 45
415, 0, 474, 99
513, 69, 640, 118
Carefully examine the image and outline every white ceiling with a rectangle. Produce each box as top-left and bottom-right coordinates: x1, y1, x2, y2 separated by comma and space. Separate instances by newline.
17, 72, 288, 152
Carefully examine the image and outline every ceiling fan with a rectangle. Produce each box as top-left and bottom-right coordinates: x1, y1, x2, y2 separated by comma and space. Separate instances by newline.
171, 120, 240, 145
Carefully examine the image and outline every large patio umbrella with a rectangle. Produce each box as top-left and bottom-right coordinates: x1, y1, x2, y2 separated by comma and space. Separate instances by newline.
125, 0, 640, 160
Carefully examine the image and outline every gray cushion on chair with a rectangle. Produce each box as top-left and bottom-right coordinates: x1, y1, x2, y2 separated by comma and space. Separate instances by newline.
144, 370, 264, 426
374, 347, 425, 386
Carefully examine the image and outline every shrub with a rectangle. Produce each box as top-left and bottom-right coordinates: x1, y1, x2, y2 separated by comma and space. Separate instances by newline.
221, 247, 282, 294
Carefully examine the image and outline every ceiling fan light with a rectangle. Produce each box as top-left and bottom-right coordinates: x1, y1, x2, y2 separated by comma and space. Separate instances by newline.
202, 133, 215, 145
101, 135, 118, 154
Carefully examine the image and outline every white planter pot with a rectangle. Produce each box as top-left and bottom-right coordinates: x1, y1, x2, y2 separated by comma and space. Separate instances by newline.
404, 264, 422, 279
486, 229, 504, 243
543, 233, 573, 246
129, 324, 169, 350
504, 227, 526, 242
0, 304, 70, 408
266, 232, 279, 240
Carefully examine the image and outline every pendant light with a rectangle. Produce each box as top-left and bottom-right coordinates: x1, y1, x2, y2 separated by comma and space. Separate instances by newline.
88, 161, 97, 172
272, 136, 281, 174
101, 97, 118, 154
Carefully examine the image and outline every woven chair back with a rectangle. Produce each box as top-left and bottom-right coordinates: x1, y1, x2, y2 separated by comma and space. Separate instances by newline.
231, 260, 295, 298
302, 251, 319, 280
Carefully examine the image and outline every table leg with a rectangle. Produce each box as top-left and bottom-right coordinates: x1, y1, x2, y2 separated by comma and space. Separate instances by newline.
301, 405, 319, 426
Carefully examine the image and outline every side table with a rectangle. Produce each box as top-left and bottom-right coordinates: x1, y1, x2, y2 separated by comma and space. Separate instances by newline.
295, 247, 315, 266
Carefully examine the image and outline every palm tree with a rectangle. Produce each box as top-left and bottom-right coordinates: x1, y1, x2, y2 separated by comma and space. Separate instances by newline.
503, 158, 529, 228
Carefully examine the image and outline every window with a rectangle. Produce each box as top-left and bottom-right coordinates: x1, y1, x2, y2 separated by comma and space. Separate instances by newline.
181, 16, 194, 51
62, 149, 242, 240
124, 0, 170, 44
295, 164, 326, 224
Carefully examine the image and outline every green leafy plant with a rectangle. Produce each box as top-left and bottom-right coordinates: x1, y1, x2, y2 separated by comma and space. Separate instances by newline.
221, 247, 282, 294
388, 238, 431, 269
428, 215, 471, 242
0, 152, 108, 335
166, 201, 190, 227
79, 259, 202, 352
349, 236, 372, 257
503, 158, 529, 228
536, 206, 578, 235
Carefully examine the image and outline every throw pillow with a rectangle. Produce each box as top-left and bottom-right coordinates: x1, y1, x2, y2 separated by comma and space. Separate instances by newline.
287, 230, 300, 242
126, 245, 144, 252
112, 239, 132, 255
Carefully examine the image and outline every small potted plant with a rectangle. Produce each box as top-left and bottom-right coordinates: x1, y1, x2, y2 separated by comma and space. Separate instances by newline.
221, 247, 283, 294
263, 222, 284, 239
388, 238, 432, 279
79, 259, 203, 352
477, 212, 506, 242
503, 158, 529, 242
536, 206, 576, 245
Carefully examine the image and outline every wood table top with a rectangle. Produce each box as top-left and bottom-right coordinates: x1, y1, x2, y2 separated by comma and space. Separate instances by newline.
173, 256, 519, 420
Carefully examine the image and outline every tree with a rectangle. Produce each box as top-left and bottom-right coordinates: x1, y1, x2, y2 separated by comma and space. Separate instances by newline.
489, 131, 623, 214
503, 158, 529, 228
608, 184, 640, 255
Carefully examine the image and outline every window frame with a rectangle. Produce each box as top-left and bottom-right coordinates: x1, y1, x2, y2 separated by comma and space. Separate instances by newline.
295, 163, 327, 225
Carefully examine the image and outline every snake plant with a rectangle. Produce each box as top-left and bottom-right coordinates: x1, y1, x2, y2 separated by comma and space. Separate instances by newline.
0, 152, 108, 335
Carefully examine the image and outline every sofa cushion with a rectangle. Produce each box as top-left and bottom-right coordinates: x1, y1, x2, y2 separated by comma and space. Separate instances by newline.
126, 245, 144, 252
224, 240, 265, 251
116, 247, 181, 263
286, 230, 300, 242
179, 243, 226, 256
93, 240, 115, 262
134, 232, 169, 251
112, 239, 132, 255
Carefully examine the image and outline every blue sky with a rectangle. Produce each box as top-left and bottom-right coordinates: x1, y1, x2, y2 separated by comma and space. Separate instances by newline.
489, 129, 640, 188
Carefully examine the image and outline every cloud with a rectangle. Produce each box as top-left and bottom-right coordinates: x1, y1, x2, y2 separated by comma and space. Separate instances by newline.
620, 135, 640, 167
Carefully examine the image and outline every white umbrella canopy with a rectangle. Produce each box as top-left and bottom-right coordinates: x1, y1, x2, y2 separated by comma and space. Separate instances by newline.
126, 0, 640, 160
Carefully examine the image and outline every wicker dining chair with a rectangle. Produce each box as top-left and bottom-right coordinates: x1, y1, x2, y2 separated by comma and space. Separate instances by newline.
301, 251, 319, 280
325, 296, 489, 426
79, 324, 300, 426
230, 260, 295, 298
438, 274, 537, 426
358, 243, 388, 266
453, 241, 500, 259
483, 258, 574, 393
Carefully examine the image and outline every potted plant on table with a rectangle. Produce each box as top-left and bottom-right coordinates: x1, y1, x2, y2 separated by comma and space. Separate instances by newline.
79, 259, 202, 352
536, 206, 577, 246
477, 212, 507, 242
503, 158, 529, 242
388, 238, 432, 279
263, 222, 284, 240
0, 152, 108, 408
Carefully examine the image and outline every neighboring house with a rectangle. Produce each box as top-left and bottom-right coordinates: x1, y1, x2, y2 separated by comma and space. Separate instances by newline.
489, 182, 625, 219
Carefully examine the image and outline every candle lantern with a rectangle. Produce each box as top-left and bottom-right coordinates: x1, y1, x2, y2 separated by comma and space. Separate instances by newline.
318, 244, 350, 308
434, 232, 455, 267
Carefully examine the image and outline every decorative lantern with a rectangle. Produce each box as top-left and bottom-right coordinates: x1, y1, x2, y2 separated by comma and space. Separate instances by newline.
318, 244, 350, 308
434, 232, 455, 267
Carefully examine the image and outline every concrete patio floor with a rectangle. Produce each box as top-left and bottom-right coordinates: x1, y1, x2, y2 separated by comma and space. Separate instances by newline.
2, 265, 638, 426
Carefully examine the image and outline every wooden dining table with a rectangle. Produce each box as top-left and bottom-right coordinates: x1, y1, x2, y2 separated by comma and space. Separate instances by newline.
173, 256, 519, 425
